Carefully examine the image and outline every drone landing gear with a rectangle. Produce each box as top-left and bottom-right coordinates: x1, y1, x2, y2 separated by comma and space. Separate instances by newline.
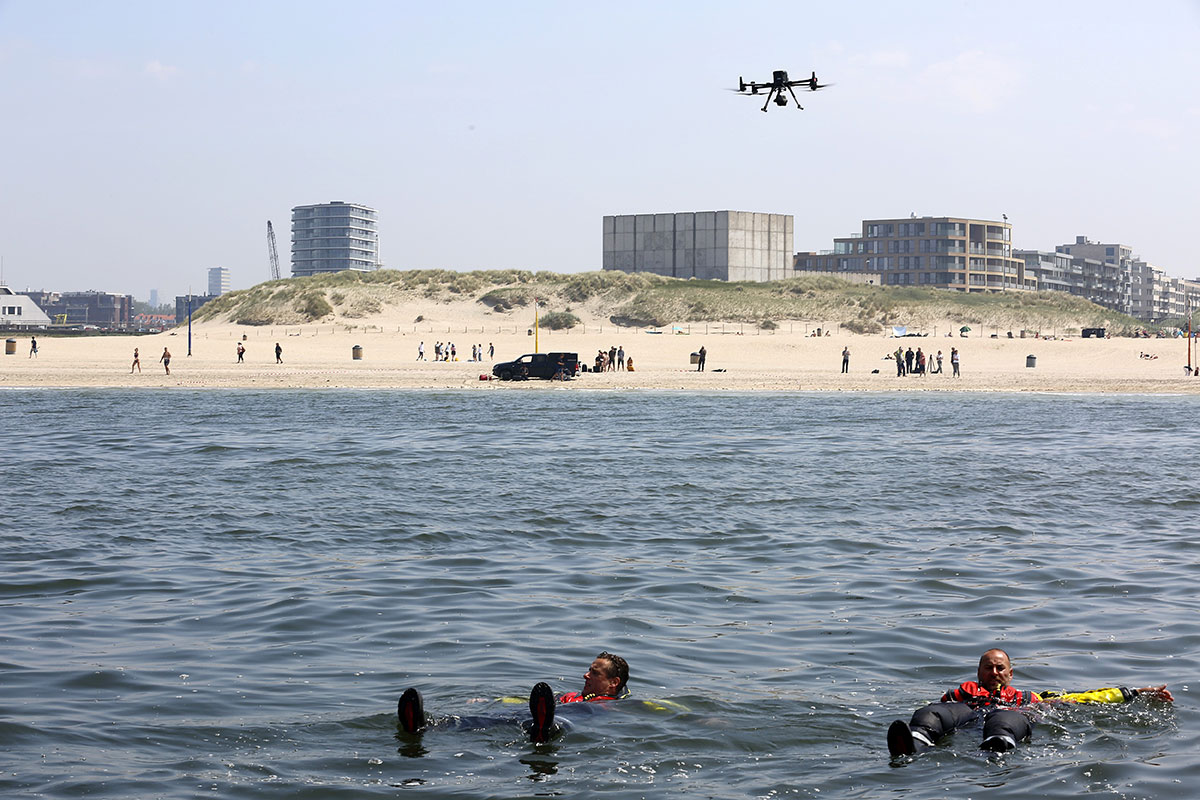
786, 84, 804, 110
760, 86, 805, 112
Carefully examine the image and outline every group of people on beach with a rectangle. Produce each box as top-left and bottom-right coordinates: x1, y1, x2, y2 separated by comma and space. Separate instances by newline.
889, 345, 959, 377
418, 341, 495, 363
594, 345, 631, 372
397, 648, 1173, 756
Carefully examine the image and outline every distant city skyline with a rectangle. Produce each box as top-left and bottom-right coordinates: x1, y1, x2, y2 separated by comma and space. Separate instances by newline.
0, 1, 1196, 302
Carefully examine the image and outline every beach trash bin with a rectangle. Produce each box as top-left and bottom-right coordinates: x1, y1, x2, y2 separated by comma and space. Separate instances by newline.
352, 344, 363, 360
1026, 354, 1036, 368
690, 352, 701, 365
4, 338, 15, 355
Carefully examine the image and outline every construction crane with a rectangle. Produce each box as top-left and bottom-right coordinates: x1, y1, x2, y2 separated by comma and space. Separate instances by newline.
266, 220, 282, 280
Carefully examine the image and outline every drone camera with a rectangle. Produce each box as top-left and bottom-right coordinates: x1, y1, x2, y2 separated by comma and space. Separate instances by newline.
775, 94, 787, 106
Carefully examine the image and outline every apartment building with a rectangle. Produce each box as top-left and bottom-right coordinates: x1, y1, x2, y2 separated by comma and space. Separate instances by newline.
291, 201, 379, 277
1014, 237, 1197, 321
795, 216, 1034, 292
208, 267, 231, 297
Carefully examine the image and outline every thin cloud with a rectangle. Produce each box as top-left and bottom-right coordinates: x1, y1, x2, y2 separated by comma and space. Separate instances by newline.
851, 49, 911, 69
67, 59, 121, 80
144, 60, 179, 83
919, 50, 1022, 113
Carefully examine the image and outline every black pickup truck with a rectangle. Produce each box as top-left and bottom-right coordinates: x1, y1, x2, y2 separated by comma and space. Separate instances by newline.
492, 352, 579, 381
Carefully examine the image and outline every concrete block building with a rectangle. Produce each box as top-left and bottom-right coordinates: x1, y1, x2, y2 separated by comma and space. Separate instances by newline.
603, 211, 794, 282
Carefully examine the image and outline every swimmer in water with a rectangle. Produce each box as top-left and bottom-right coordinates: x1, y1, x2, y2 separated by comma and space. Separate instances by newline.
887, 648, 1174, 757
398, 651, 630, 743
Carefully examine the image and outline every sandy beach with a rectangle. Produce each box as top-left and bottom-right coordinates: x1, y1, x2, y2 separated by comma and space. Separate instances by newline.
5, 305, 1197, 393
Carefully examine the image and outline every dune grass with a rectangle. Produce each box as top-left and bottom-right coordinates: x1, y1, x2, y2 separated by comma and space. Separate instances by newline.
192, 269, 1146, 333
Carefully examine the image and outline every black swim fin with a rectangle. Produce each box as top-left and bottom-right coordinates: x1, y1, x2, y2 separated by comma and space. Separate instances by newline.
528, 681, 556, 743
888, 719, 921, 758
980, 734, 1017, 752
398, 687, 426, 734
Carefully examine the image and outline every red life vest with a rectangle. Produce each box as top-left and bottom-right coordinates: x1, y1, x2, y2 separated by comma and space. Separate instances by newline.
558, 691, 618, 704
941, 681, 1039, 708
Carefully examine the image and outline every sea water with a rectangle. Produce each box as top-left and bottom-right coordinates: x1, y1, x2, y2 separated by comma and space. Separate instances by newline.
1, 390, 1197, 799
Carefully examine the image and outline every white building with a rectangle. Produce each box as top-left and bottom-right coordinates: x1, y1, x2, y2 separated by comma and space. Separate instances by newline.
208, 267, 231, 296
603, 211, 794, 282
0, 286, 53, 326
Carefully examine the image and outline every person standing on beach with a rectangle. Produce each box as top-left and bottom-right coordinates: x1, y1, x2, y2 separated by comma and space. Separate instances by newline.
617, 346, 625, 371
842, 346, 850, 374
29, 336, 38, 358
131, 347, 141, 373
905, 347, 914, 374
933, 350, 943, 374
489, 343, 495, 359
236, 342, 245, 363
160, 347, 171, 375
608, 346, 618, 372
895, 347, 905, 377
697, 346, 707, 372
951, 347, 960, 377
275, 343, 283, 363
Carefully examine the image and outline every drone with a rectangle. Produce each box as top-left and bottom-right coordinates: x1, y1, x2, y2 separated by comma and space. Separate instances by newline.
734, 70, 831, 112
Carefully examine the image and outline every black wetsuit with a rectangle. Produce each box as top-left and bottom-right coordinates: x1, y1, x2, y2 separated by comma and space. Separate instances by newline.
908, 682, 1033, 748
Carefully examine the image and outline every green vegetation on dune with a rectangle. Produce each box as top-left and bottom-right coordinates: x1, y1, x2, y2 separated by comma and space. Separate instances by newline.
192, 269, 1145, 334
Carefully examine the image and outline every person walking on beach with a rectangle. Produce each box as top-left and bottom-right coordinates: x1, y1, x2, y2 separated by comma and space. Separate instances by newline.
29, 336, 38, 358
842, 346, 850, 374
417, 341, 425, 361
160, 347, 172, 375
236, 342, 245, 363
275, 342, 283, 364
697, 346, 707, 372
489, 343, 494, 359
951, 347, 960, 377
933, 350, 943, 374
131, 347, 141, 373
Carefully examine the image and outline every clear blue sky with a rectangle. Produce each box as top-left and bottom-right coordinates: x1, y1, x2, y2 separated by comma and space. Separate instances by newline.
1, 0, 1197, 302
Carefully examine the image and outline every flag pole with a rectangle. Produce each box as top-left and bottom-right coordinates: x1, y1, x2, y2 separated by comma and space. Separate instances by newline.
1188, 297, 1193, 375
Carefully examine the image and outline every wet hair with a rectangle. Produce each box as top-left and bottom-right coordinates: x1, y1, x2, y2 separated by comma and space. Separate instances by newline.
597, 651, 629, 693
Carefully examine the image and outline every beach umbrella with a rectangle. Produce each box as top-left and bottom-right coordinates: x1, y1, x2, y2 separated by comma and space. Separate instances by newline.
959, 326, 972, 333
